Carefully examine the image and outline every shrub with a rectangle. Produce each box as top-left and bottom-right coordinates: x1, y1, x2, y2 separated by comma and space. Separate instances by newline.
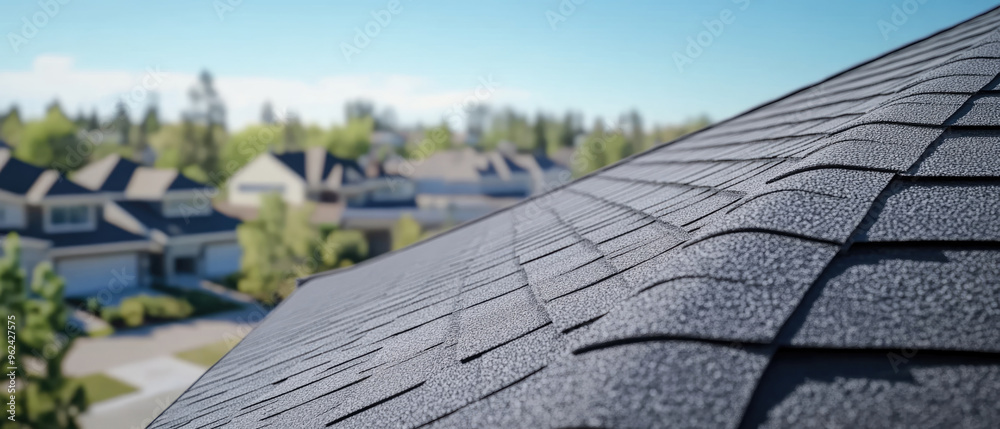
151, 284, 241, 316
119, 299, 144, 327
137, 295, 194, 319
100, 307, 121, 325
99, 294, 197, 328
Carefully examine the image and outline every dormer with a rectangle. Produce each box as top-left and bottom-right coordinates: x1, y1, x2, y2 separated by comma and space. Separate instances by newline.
26, 170, 106, 234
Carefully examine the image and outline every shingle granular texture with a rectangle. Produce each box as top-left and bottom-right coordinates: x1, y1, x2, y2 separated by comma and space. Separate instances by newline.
151, 7, 1000, 429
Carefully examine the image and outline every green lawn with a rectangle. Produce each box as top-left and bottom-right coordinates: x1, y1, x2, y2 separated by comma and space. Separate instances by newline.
71, 373, 138, 405
175, 340, 237, 367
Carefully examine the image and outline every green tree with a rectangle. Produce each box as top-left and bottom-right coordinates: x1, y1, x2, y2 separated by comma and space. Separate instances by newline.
556, 111, 580, 151
282, 115, 304, 152
15, 105, 79, 169
111, 102, 131, 146
391, 214, 422, 250
571, 119, 627, 177
141, 105, 161, 135
481, 108, 531, 152
320, 229, 368, 269
236, 194, 307, 303
22, 263, 87, 428
285, 202, 317, 262
622, 109, 645, 155
326, 117, 372, 159
650, 115, 711, 146
532, 113, 549, 156
1, 106, 24, 146
132, 105, 160, 164
218, 124, 282, 180
85, 110, 99, 132
0, 234, 86, 429
0, 235, 26, 426
405, 122, 451, 159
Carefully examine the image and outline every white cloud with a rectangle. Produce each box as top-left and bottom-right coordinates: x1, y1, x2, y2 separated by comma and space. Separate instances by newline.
0, 54, 532, 129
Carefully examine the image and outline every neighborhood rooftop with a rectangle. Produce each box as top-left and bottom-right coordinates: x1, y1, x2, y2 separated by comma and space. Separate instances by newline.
153, 7, 1000, 429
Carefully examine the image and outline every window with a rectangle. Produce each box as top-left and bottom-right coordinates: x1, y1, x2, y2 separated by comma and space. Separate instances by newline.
50, 205, 89, 225
239, 183, 285, 193
174, 257, 197, 274
163, 196, 212, 218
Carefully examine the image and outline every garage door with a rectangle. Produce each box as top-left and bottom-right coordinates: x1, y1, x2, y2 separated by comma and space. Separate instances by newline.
203, 242, 241, 278
56, 253, 140, 298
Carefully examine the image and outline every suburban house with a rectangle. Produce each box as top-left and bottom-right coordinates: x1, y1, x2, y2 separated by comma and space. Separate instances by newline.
226, 147, 369, 208
73, 154, 242, 286
0, 147, 155, 297
153, 8, 1000, 429
342, 148, 568, 254
224, 147, 418, 254
384, 147, 569, 215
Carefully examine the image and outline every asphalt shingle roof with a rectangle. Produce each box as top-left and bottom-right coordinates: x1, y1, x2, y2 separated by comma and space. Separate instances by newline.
0, 151, 45, 195
273, 150, 365, 184
152, 7, 1000, 429
115, 200, 241, 236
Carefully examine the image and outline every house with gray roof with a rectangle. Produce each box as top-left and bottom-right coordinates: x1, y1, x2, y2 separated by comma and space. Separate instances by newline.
225, 147, 370, 209
0, 147, 155, 297
73, 154, 243, 286
152, 7, 1000, 428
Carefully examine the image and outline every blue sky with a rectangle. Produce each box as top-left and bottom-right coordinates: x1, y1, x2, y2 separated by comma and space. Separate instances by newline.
1, 0, 997, 129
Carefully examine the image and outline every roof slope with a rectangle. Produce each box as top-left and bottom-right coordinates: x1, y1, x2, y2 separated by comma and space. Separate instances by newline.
0, 149, 45, 195
273, 148, 365, 185
115, 200, 240, 236
74, 154, 211, 197
152, 8, 1000, 429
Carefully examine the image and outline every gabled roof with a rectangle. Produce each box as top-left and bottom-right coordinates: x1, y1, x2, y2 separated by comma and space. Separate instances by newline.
72, 154, 139, 192
152, 7, 1000, 429
74, 154, 209, 198
0, 148, 95, 200
272, 148, 366, 186
0, 149, 45, 196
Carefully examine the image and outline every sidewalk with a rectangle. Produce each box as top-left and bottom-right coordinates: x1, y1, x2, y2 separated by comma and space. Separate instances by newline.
64, 305, 267, 377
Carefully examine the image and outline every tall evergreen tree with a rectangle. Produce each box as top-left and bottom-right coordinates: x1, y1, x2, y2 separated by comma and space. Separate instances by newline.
133, 105, 160, 163
112, 102, 131, 146
532, 113, 549, 156
558, 111, 578, 149
86, 109, 100, 131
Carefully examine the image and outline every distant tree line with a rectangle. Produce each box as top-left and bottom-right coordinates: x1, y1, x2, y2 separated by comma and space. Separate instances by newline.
0, 70, 711, 185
